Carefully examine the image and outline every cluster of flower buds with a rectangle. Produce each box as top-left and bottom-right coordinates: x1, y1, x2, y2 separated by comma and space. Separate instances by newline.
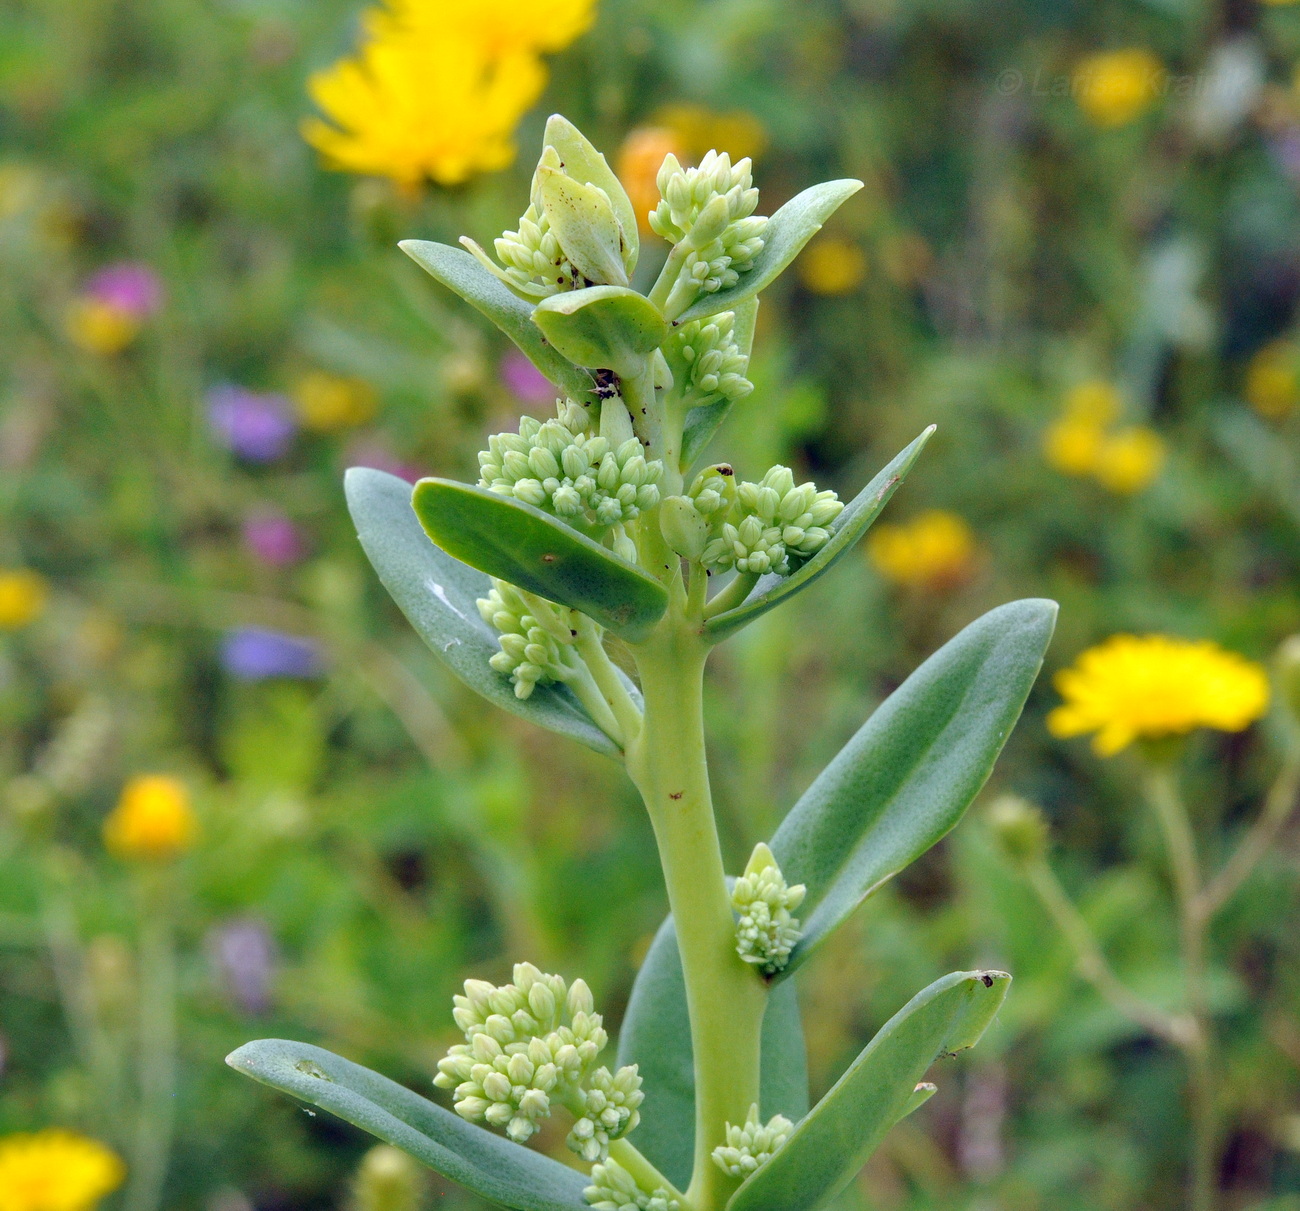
583, 1159, 679, 1211
687, 464, 844, 577
434, 963, 644, 1163
731, 843, 806, 975
650, 151, 768, 318
665, 311, 753, 408
490, 200, 580, 299
478, 400, 664, 532
710, 1104, 795, 1178
476, 580, 578, 700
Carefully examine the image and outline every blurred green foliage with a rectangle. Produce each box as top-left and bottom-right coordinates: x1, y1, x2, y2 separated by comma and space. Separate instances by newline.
4, 0, 1300, 1208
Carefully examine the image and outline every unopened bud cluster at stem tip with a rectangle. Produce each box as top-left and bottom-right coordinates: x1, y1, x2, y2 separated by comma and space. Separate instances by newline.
434, 962, 643, 1162
689, 464, 844, 577
732, 843, 806, 974
710, 1104, 795, 1178
650, 151, 768, 317
478, 399, 663, 533
583, 1158, 679, 1211
477, 579, 579, 700
666, 311, 753, 407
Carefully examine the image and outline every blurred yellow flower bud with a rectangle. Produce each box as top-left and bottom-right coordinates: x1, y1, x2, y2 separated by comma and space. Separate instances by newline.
1074, 49, 1165, 128
104, 775, 197, 861
987, 795, 1050, 865
867, 510, 977, 591
1043, 417, 1105, 476
1093, 426, 1165, 494
65, 298, 138, 355
0, 1128, 125, 1211
293, 371, 378, 432
1063, 380, 1122, 426
1244, 341, 1298, 419
617, 127, 682, 236
799, 237, 867, 296
0, 569, 48, 630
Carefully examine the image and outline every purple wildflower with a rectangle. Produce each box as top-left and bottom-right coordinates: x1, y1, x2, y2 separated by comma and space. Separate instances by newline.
243, 512, 306, 567
86, 263, 163, 317
207, 918, 276, 1014
208, 385, 297, 462
499, 350, 556, 405
221, 628, 322, 680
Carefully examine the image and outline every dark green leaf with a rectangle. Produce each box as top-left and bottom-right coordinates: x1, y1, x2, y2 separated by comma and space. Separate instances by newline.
398, 240, 595, 403
411, 478, 668, 642
676, 181, 863, 323
679, 299, 759, 471
771, 599, 1057, 976
704, 428, 934, 642
532, 286, 667, 376
345, 468, 629, 756
227, 1039, 588, 1211
727, 971, 1009, 1211
615, 915, 808, 1192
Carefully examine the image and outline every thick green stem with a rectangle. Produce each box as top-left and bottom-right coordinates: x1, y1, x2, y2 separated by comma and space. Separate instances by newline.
703, 572, 759, 621
124, 868, 179, 1211
1143, 764, 1216, 1211
626, 625, 767, 1210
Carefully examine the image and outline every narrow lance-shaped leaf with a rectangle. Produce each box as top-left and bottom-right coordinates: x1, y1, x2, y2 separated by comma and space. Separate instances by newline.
615, 915, 808, 1192
676, 180, 864, 324
398, 240, 596, 404
345, 468, 631, 757
704, 428, 935, 642
412, 478, 669, 642
727, 971, 1010, 1211
680, 298, 759, 471
770, 599, 1057, 977
227, 1040, 588, 1211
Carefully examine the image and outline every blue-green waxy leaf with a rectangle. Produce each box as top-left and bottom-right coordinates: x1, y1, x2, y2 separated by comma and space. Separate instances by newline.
532, 286, 668, 376
227, 1039, 587, 1211
679, 298, 759, 471
771, 599, 1057, 977
411, 478, 669, 642
727, 971, 1009, 1211
345, 468, 630, 756
676, 180, 864, 324
398, 240, 595, 403
615, 915, 808, 1192
542, 114, 639, 274
704, 428, 935, 642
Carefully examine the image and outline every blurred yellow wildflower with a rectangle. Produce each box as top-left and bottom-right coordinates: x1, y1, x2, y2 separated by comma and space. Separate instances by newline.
1048, 635, 1270, 756
867, 510, 977, 591
389, 0, 597, 56
0, 570, 48, 630
1093, 426, 1165, 494
799, 237, 867, 295
104, 775, 197, 861
617, 127, 683, 235
65, 298, 138, 355
1074, 49, 1165, 128
1043, 416, 1106, 476
0, 1129, 125, 1211
653, 103, 768, 163
1244, 340, 1298, 418
293, 371, 378, 432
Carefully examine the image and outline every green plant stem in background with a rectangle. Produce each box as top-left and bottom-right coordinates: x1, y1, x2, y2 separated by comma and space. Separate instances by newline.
124, 868, 179, 1211
626, 623, 767, 1210
1142, 763, 1215, 1211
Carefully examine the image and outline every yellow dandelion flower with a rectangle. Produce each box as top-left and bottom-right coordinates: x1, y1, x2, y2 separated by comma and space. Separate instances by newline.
304, 17, 546, 187
65, 299, 138, 355
0, 1129, 125, 1211
1093, 425, 1165, 494
799, 237, 867, 296
103, 775, 197, 861
1063, 380, 1122, 426
1048, 635, 1270, 756
0, 569, 48, 630
1043, 417, 1105, 477
617, 127, 682, 235
867, 510, 977, 591
293, 371, 378, 432
1075, 49, 1165, 128
1244, 341, 1298, 419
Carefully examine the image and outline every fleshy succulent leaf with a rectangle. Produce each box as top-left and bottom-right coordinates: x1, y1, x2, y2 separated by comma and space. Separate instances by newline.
532, 286, 668, 376
542, 114, 639, 273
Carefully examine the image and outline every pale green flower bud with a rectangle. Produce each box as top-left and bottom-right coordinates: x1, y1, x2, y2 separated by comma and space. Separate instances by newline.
711, 1105, 794, 1178
665, 312, 753, 408
732, 843, 806, 975
476, 579, 581, 700
987, 795, 1050, 866
584, 1159, 680, 1211
1276, 635, 1300, 725
351, 1144, 424, 1211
